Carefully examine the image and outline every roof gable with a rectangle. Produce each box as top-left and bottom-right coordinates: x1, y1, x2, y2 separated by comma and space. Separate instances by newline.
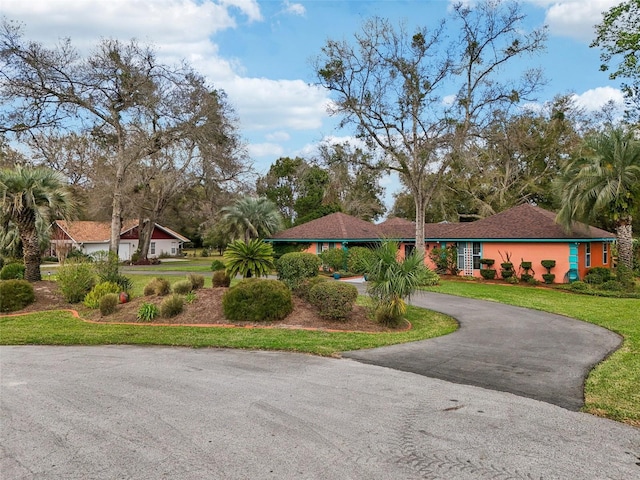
54, 220, 189, 243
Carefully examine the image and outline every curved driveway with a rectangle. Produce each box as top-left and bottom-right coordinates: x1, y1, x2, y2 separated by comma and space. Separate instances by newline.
344, 290, 622, 411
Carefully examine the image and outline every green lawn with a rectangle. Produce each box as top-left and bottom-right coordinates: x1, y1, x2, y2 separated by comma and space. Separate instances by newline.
422, 281, 640, 426
0, 305, 457, 356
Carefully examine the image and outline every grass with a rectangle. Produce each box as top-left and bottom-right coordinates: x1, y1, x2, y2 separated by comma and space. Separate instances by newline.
422, 280, 640, 426
0, 305, 457, 357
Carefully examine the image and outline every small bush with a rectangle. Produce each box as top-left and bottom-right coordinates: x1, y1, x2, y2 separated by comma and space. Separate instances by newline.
615, 264, 636, 291
520, 273, 534, 283
584, 273, 604, 285
541, 260, 556, 270
212, 270, 231, 287
479, 258, 495, 267
319, 248, 347, 272
56, 260, 96, 303
172, 279, 193, 295
480, 269, 496, 280
188, 274, 205, 290
137, 302, 159, 322
505, 276, 519, 284
417, 268, 440, 286
99, 293, 119, 316
346, 247, 376, 274
601, 280, 624, 291
570, 281, 588, 291
585, 267, 612, 284
0, 262, 25, 280
83, 281, 121, 309
222, 279, 292, 322
308, 281, 358, 319
500, 269, 514, 279
542, 273, 556, 284
0, 280, 35, 312
143, 277, 171, 296
210, 260, 226, 271
160, 294, 184, 318
185, 291, 197, 304
276, 252, 321, 289
294, 275, 329, 302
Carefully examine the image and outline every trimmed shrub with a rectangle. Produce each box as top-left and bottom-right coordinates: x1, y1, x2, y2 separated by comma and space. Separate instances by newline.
520, 273, 534, 283
294, 275, 329, 302
222, 279, 292, 322
83, 281, 121, 309
601, 280, 624, 291
479, 258, 495, 267
56, 260, 96, 303
188, 274, 205, 290
570, 281, 588, 291
480, 269, 497, 280
500, 269, 514, 279
210, 260, 226, 272
319, 248, 347, 272
137, 302, 159, 322
505, 276, 519, 284
542, 273, 556, 284
0, 262, 25, 280
172, 279, 193, 295
212, 270, 231, 287
308, 281, 358, 320
0, 280, 35, 312
541, 260, 556, 271
160, 294, 184, 318
276, 252, 321, 289
143, 277, 171, 296
585, 267, 612, 284
99, 293, 119, 316
417, 267, 441, 286
346, 247, 376, 274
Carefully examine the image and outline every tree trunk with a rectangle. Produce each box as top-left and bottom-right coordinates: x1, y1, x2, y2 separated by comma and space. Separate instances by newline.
138, 216, 156, 260
110, 162, 125, 256
19, 219, 42, 282
411, 187, 426, 256
616, 219, 633, 269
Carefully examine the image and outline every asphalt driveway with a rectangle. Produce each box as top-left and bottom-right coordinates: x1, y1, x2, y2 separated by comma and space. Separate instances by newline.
343, 290, 622, 410
2, 346, 639, 479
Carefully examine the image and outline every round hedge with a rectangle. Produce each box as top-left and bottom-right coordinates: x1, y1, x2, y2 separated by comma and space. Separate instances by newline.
212, 270, 231, 287
294, 275, 329, 302
276, 252, 321, 289
308, 281, 358, 320
0, 262, 25, 280
0, 279, 35, 312
222, 279, 292, 322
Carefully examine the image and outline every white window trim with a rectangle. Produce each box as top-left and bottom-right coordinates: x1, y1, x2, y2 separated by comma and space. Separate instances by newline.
585, 243, 591, 268
602, 242, 608, 265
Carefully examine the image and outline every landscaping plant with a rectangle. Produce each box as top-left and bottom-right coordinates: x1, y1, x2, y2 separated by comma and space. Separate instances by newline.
276, 251, 321, 289
308, 281, 358, 320
99, 293, 119, 316
224, 239, 275, 278
143, 277, 171, 296
83, 281, 121, 309
0, 262, 25, 280
56, 260, 96, 303
160, 294, 184, 318
0, 279, 35, 312
137, 302, 159, 322
172, 279, 193, 295
212, 270, 231, 287
187, 274, 205, 290
222, 278, 292, 322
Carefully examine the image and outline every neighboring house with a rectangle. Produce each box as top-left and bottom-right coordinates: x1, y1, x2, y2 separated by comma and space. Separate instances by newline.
50, 220, 190, 261
267, 205, 616, 283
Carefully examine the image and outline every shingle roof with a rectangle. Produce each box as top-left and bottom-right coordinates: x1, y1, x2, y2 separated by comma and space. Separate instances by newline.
270, 212, 382, 240
434, 204, 615, 240
268, 204, 615, 242
55, 220, 190, 243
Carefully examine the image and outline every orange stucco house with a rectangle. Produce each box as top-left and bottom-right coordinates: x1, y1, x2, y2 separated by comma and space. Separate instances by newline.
267, 204, 616, 283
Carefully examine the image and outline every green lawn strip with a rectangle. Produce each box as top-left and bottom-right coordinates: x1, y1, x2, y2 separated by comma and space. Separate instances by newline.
422, 281, 639, 425
0, 305, 457, 356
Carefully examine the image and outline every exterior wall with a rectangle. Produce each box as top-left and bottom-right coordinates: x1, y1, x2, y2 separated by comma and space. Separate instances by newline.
479, 242, 571, 282
149, 239, 180, 258
577, 241, 611, 279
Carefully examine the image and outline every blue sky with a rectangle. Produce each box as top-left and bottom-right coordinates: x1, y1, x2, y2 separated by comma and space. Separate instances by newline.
1, 0, 625, 206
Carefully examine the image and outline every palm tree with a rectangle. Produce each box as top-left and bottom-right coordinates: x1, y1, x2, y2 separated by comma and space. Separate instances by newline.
364, 241, 428, 327
0, 165, 75, 281
221, 196, 283, 243
556, 127, 640, 269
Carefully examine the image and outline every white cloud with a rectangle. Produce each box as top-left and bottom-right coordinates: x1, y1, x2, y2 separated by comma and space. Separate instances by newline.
571, 86, 624, 112
525, 0, 619, 42
221, 78, 330, 131
265, 131, 291, 142
221, 0, 263, 22
281, 1, 306, 16
442, 94, 456, 106
248, 142, 285, 159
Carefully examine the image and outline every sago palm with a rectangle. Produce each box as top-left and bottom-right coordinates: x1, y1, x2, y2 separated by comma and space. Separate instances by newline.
221, 196, 283, 243
0, 165, 75, 281
223, 238, 275, 279
556, 127, 640, 269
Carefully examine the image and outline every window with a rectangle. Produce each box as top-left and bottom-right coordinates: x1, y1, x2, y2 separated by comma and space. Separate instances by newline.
150, 242, 156, 255
585, 243, 591, 268
603, 242, 608, 264
472, 242, 481, 270
171, 242, 177, 255
404, 244, 415, 257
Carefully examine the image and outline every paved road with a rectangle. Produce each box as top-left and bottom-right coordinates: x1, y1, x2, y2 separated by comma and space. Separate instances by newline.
1, 346, 639, 479
344, 290, 622, 411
